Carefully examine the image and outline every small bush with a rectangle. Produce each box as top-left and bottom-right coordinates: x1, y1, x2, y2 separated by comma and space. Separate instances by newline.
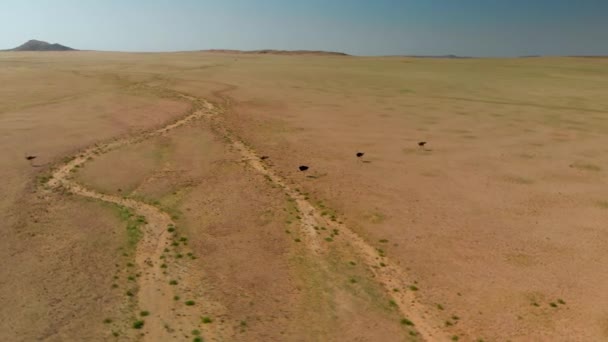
169, 280, 178, 285
409, 285, 419, 291
103, 318, 112, 324
201, 316, 212, 323
185, 300, 195, 306
133, 320, 145, 329
191, 329, 201, 335
400, 318, 414, 326
140, 311, 150, 317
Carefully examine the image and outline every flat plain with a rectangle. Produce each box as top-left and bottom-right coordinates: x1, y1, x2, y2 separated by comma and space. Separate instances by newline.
1, 51, 608, 341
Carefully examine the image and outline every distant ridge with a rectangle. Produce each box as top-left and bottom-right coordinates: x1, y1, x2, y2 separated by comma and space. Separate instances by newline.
200, 49, 349, 56
9, 39, 76, 51
406, 54, 471, 59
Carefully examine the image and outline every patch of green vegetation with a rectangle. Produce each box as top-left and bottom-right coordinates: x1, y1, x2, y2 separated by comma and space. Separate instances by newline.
173, 295, 180, 301
201, 316, 212, 323
550, 302, 558, 308
133, 320, 145, 329
400, 318, 414, 326
185, 300, 195, 306
409, 285, 419, 291
437, 304, 444, 310
103, 318, 112, 324
571, 162, 601, 172
192, 329, 201, 336
503, 175, 534, 185
596, 201, 608, 209
379, 239, 389, 243
169, 280, 178, 285
140, 311, 150, 317
325, 237, 333, 242
452, 336, 459, 341
557, 298, 566, 305
193, 337, 203, 342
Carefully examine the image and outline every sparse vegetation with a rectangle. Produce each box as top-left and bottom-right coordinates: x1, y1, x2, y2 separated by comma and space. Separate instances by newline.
133, 320, 145, 329
185, 300, 196, 306
400, 318, 414, 326
201, 316, 213, 323
140, 311, 150, 317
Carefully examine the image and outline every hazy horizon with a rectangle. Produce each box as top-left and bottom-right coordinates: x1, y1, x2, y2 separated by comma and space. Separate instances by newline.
1, 0, 607, 57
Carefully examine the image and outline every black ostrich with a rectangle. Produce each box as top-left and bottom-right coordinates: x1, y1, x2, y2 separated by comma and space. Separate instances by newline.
298, 165, 309, 172
260, 156, 270, 160
418, 141, 427, 148
356, 152, 364, 158
25, 155, 37, 161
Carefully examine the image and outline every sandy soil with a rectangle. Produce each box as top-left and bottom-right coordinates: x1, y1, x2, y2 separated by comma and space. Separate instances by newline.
1, 52, 608, 341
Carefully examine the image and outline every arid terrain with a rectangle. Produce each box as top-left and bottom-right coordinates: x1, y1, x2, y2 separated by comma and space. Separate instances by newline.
1, 51, 608, 341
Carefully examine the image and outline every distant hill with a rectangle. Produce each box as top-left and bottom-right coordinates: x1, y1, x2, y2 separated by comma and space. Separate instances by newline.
201, 49, 349, 56
9, 39, 76, 51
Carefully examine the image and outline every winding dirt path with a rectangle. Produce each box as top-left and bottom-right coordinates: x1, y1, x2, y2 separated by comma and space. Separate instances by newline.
46, 89, 445, 341
46, 99, 216, 341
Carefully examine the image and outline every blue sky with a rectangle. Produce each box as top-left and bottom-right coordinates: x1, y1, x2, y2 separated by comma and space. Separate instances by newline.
0, 0, 606, 56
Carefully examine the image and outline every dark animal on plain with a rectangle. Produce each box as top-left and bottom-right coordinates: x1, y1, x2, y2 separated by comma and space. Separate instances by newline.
25, 156, 37, 161
418, 142, 427, 147
356, 152, 364, 158
298, 165, 309, 171
260, 156, 269, 160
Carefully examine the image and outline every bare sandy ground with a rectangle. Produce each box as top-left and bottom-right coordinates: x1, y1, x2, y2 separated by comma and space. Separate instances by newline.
1, 52, 608, 341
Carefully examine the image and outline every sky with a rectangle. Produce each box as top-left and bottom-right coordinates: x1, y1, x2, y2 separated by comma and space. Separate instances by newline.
0, 0, 607, 56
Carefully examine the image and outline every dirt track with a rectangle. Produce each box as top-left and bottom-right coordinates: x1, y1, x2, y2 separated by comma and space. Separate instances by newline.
45, 91, 445, 341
